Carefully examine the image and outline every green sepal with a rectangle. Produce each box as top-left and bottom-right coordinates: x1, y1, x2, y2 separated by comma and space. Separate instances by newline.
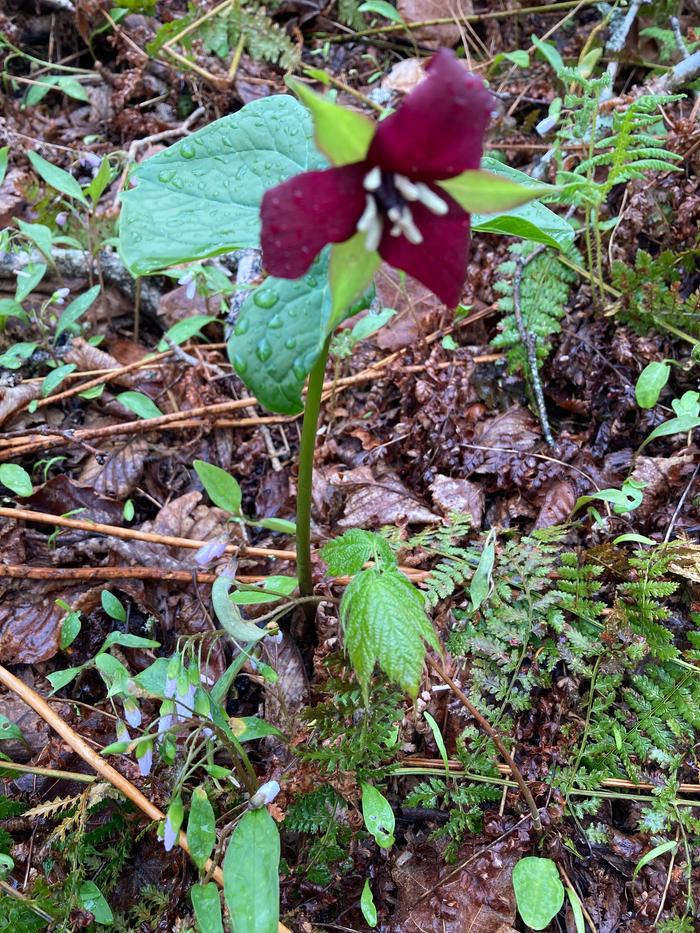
439, 169, 554, 214
328, 232, 381, 330
286, 77, 375, 166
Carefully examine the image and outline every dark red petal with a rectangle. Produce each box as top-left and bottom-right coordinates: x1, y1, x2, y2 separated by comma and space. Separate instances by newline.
260, 164, 367, 279
378, 191, 470, 307
368, 49, 492, 182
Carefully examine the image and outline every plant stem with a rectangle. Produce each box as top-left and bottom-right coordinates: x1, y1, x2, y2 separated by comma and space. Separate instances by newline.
427, 656, 542, 831
296, 336, 332, 598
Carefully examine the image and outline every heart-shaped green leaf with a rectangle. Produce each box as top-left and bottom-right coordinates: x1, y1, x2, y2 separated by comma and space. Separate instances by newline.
119, 96, 324, 276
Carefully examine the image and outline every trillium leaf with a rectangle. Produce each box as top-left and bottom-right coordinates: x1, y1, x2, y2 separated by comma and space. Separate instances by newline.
439, 170, 553, 213
512, 857, 565, 930
340, 567, 439, 700
223, 807, 280, 933
471, 155, 573, 249
287, 77, 375, 166
228, 253, 331, 415
119, 96, 325, 276
329, 232, 382, 328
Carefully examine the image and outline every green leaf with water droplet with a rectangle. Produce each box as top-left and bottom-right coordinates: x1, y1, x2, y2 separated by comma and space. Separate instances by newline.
118, 95, 325, 276
361, 783, 395, 848
227, 253, 331, 415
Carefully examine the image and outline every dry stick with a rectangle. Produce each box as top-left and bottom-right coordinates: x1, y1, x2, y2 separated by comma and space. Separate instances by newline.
427, 656, 542, 831
0, 663, 292, 933
324, 0, 599, 40
512, 250, 555, 448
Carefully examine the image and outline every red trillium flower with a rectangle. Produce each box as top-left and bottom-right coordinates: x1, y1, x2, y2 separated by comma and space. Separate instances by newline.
260, 49, 493, 307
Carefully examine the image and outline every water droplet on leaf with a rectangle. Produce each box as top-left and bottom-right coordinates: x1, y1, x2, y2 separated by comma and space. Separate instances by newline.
253, 288, 278, 309
180, 142, 196, 160
256, 338, 272, 362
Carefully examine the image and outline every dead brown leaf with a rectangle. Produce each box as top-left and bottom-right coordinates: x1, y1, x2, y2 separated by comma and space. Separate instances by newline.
28, 475, 124, 526
396, 0, 465, 48
0, 382, 41, 426
0, 584, 102, 664
382, 57, 426, 94
430, 475, 484, 527
64, 337, 144, 388
533, 479, 577, 529
630, 453, 696, 521
78, 437, 149, 498
332, 465, 439, 528
375, 266, 442, 350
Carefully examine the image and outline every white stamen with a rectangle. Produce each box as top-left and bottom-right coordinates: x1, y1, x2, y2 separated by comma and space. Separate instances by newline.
364, 214, 383, 251
363, 166, 382, 192
387, 206, 401, 223
390, 225, 401, 237
356, 195, 378, 233
415, 183, 449, 216
394, 174, 420, 201
400, 207, 424, 244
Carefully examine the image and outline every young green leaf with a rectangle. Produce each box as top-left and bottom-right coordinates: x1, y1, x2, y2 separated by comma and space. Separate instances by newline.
15, 262, 47, 303
223, 808, 280, 933
340, 566, 439, 699
350, 307, 396, 342
28, 151, 89, 206
191, 883, 224, 933
41, 363, 77, 397
78, 880, 113, 925
117, 391, 163, 420
16, 220, 53, 258
54, 284, 101, 340
256, 517, 296, 534
193, 459, 242, 514
0, 146, 8, 186
471, 531, 495, 611
101, 632, 160, 651
0, 714, 28, 746
358, 0, 404, 22
361, 783, 395, 848
84, 157, 113, 204
512, 857, 564, 930
635, 360, 671, 409
360, 878, 378, 927
632, 839, 677, 880
211, 575, 267, 643
423, 711, 450, 778
187, 786, 217, 870
47, 665, 84, 693
119, 96, 324, 276
157, 314, 217, 351
101, 590, 126, 622
566, 886, 586, 933
0, 463, 33, 497
230, 576, 297, 605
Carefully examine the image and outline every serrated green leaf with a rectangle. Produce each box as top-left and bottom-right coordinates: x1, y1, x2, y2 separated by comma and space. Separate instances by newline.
223, 808, 280, 933
321, 528, 376, 576
340, 567, 439, 699
0, 463, 33, 497
119, 96, 324, 276
55, 285, 101, 340
194, 459, 242, 514
512, 857, 564, 930
228, 252, 331, 415
191, 883, 223, 933
287, 78, 374, 166
187, 786, 217, 870
117, 391, 163, 420
28, 151, 88, 206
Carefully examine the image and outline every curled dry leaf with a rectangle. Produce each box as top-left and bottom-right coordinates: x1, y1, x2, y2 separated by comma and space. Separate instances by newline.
467, 407, 540, 475
374, 266, 443, 351
78, 437, 149, 498
0, 382, 41, 426
0, 693, 68, 762
263, 631, 309, 761
63, 337, 142, 388
333, 465, 439, 528
629, 453, 696, 522
533, 479, 577, 529
430, 474, 484, 528
0, 584, 103, 664
382, 57, 426, 95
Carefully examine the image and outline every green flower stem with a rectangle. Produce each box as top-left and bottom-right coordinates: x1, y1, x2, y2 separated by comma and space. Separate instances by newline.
296, 335, 332, 598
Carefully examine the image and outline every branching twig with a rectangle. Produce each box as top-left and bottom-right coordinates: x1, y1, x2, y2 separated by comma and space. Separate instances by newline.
427, 656, 542, 831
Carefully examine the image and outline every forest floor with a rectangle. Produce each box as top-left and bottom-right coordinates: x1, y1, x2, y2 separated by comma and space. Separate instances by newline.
1, 1, 700, 931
